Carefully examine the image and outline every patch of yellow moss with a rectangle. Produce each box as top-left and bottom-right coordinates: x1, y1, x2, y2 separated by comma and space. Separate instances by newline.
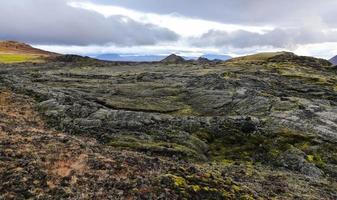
0, 53, 45, 63
172, 105, 197, 116
220, 159, 234, 166
307, 155, 315, 162
191, 185, 201, 192
172, 175, 187, 187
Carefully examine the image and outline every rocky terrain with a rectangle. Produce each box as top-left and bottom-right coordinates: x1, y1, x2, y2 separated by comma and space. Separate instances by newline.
0, 50, 337, 199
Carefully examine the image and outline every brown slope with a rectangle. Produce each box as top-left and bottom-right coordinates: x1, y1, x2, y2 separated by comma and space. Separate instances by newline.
0, 40, 59, 56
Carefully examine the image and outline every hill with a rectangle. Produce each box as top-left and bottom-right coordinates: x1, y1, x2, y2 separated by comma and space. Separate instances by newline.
0, 41, 59, 63
160, 54, 185, 63
0, 51, 336, 199
228, 51, 332, 67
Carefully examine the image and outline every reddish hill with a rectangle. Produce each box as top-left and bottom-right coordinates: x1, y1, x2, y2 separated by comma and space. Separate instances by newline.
0, 40, 59, 56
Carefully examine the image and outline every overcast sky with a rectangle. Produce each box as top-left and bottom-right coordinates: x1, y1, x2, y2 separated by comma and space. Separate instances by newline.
1, 0, 337, 58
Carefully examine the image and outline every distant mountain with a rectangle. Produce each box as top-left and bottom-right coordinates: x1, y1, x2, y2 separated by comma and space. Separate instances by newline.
160, 54, 185, 63
329, 55, 337, 65
95, 54, 166, 62
94, 53, 231, 62
96, 53, 121, 60
201, 54, 231, 61
0, 40, 58, 56
197, 57, 211, 63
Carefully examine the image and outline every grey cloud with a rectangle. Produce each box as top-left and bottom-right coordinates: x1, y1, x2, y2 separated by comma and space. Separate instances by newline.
191, 28, 337, 48
97, 0, 337, 28
0, 0, 178, 45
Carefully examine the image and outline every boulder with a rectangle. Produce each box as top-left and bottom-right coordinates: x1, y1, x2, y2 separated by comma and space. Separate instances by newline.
279, 147, 323, 178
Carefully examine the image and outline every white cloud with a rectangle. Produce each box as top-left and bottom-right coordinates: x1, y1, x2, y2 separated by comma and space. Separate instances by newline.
90, 0, 337, 28
294, 43, 337, 59
192, 28, 337, 49
33, 43, 221, 57
69, 1, 273, 37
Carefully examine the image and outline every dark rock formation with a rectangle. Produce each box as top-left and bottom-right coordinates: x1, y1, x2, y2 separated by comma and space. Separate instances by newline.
52, 54, 95, 63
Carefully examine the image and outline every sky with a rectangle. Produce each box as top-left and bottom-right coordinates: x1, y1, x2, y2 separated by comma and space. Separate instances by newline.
1, 0, 337, 58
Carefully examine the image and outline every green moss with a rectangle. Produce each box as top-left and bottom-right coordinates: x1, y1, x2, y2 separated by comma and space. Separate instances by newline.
240, 194, 256, 200
172, 175, 187, 187
163, 172, 254, 199
306, 153, 325, 167
220, 159, 234, 166
191, 185, 201, 192
277, 68, 334, 86
269, 149, 281, 158
278, 128, 314, 145
298, 142, 310, 151
172, 105, 198, 116
103, 96, 185, 113
192, 131, 211, 142
0, 53, 44, 63
109, 137, 201, 160
223, 71, 238, 79
206, 127, 323, 170
231, 185, 241, 193
272, 101, 299, 111
307, 155, 315, 162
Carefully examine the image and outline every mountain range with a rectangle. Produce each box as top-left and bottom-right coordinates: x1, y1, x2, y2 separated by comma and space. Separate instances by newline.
94, 53, 231, 62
